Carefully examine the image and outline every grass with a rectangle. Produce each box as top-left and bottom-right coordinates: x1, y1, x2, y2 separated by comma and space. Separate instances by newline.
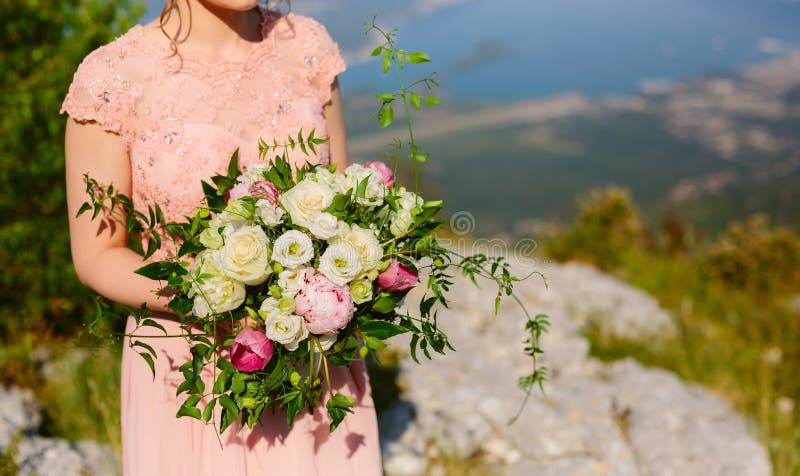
0, 324, 122, 459
583, 250, 800, 475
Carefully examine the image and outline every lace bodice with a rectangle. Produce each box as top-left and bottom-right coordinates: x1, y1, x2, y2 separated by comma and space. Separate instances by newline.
60, 7, 346, 260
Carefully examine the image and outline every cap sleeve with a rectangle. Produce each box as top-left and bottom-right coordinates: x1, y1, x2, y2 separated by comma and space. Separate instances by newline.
302, 17, 347, 106
59, 45, 136, 147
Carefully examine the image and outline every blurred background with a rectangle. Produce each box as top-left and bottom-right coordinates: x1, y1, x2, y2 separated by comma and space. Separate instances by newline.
1, 0, 799, 474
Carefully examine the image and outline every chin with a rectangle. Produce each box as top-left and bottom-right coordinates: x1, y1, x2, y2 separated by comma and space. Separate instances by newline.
204, 0, 260, 11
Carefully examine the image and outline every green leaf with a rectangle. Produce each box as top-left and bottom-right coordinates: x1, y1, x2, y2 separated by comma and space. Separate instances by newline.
356, 177, 369, 199
409, 92, 421, 110
141, 318, 167, 335
365, 336, 387, 350
286, 394, 305, 428
176, 404, 201, 420
413, 153, 429, 163
326, 393, 355, 432
359, 320, 408, 339
420, 296, 438, 316
76, 202, 92, 217
227, 148, 241, 178
406, 51, 432, 64
409, 334, 421, 364
131, 340, 156, 358
231, 373, 247, 394
134, 261, 171, 280
376, 93, 394, 102
370, 46, 384, 57
425, 95, 440, 107
217, 357, 235, 372
379, 106, 394, 129
139, 352, 155, 379
202, 398, 217, 422
371, 296, 399, 313
213, 370, 229, 394
218, 394, 238, 417
381, 54, 391, 74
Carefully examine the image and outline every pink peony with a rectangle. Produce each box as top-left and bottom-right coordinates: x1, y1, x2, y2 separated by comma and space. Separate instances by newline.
230, 327, 274, 372
364, 161, 395, 188
228, 176, 251, 201
377, 259, 418, 291
249, 180, 279, 206
294, 273, 354, 334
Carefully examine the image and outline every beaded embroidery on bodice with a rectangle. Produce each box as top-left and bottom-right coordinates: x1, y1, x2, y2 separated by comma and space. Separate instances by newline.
60, 6, 346, 260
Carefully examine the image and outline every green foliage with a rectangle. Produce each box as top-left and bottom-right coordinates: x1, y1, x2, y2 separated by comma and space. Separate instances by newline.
0, 0, 145, 334
38, 348, 122, 454
546, 185, 647, 270
365, 17, 440, 190
704, 214, 800, 295
0, 432, 20, 476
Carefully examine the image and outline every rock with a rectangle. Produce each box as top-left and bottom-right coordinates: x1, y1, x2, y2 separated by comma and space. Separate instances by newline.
0, 384, 119, 475
0, 386, 40, 449
15, 437, 118, 476
532, 262, 676, 341
380, 260, 771, 476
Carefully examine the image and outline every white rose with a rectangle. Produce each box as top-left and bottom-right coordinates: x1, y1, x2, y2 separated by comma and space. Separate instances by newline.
188, 251, 245, 318
338, 165, 385, 207
218, 225, 271, 285
397, 187, 422, 211
220, 198, 254, 223
272, 230, 315, 268
264, 314, 309, 351
353, 179, 386, 208
343, 163, 371, 184
277, 266, 313, 297
331, 223, 383, 272
389, 209, 414, 236
314, 168, 345, 194
255, 198, 285, 227
307, 212, 339, 239
245, 163, 269, 182
259, 296, 295, 317
318, 243, 362, 285
349, 279, 373, 304
317, 333, 337, 351
259, 296, 280, 316
198, 226, 223, 250
208, 215, 245, 236
279, 178, 335, 228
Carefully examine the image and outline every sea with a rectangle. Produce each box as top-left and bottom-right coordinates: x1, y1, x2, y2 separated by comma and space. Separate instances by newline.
144, 0, 800, 101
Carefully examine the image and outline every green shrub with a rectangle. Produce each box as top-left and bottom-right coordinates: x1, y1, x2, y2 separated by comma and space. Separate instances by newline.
546, 185, 647, 270
0, 0, 144, 334
704, 214, 800, 295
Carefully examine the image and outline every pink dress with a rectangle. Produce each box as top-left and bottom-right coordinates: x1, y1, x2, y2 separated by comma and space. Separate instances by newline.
59, 7, 382, 475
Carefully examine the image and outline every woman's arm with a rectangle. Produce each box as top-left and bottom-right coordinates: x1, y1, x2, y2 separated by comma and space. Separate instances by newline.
323, 77, 348, 171
64, 119, 175, 315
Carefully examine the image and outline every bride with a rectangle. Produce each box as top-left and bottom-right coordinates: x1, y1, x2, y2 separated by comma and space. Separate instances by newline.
61, 1, 382, 474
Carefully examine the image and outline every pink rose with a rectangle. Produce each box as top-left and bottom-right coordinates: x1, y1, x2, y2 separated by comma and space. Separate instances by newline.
294, 273, 354, 334
377, 259, 418, 291
249, 180, 279, 206
230, 327, 274, 372
364, 161, 394, 188
228, 176, 251, 201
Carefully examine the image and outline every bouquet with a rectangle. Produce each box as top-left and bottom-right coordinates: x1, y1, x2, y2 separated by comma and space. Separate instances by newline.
79, 19, 549, 436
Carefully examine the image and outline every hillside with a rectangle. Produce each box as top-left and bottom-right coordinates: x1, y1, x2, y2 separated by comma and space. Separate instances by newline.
344, 52, 800, 236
